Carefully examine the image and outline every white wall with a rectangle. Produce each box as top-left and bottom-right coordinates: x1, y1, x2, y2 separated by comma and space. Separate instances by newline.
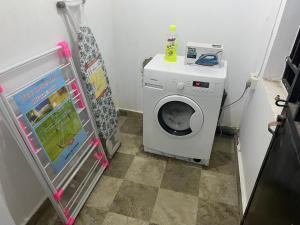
238, 80, 274, 202
0, 0, 296, 223
238, 0, 300, 207
112, 0, 282, 127
0, 0, 115, 224
0, 185, 15, 225
263, 0, 300, 80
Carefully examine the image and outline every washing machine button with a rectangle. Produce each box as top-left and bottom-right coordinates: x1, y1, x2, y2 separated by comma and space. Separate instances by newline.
177, 82, 185, 90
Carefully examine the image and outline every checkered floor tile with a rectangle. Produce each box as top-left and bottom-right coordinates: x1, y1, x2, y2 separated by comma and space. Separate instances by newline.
27, 114, 241, 225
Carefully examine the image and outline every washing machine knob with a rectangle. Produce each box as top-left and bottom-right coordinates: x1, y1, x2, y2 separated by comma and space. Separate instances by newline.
177, 82, 185, 90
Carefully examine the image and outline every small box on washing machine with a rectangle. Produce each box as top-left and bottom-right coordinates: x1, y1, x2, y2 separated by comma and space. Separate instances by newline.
185, 42, 223, 67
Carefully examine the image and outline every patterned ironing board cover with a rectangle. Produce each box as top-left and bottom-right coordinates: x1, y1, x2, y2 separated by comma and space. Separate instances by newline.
77, 26, 118, 141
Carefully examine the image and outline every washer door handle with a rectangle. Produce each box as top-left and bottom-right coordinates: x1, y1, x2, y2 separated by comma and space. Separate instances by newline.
190, 111, 203, 134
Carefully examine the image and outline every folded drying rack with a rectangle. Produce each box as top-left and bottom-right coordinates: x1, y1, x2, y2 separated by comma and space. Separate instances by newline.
0, 42, 109, 225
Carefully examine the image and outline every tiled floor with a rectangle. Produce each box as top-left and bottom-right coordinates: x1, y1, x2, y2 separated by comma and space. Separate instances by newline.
27, 114, 241, 225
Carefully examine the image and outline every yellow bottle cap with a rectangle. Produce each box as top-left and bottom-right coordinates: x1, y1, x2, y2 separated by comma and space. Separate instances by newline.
169, 24, 176, 32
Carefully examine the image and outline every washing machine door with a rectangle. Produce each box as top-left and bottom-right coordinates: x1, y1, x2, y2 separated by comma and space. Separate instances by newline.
154, 95, 204, 137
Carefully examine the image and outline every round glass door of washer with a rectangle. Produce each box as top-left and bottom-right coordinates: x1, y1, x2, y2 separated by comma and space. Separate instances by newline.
155, 95, 204, 137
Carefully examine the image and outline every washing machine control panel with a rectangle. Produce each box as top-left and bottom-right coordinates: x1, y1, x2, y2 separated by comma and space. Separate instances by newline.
168, 78, 222, 96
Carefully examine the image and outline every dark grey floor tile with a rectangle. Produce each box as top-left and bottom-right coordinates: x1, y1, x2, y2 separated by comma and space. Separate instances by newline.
205, 148, 235, 175
110, 180, 158, 221
118, 110, 143, 120
197, 198, 239, 225
26, 200, 61, 225
120, 118, 143, 135
160, 159, 201, 196
104, 153, 134, 178
212, 135, 235, 154
118, 116, 127, 128
75, 206, 106, 225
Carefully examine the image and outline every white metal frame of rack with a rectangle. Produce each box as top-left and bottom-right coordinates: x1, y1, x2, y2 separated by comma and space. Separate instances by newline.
0, 41, 109, 225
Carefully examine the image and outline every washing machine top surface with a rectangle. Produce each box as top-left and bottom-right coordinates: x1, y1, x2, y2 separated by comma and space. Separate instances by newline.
145, 54, 227, 80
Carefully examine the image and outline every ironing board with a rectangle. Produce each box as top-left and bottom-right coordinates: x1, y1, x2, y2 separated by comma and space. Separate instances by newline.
58, 1, 120, 158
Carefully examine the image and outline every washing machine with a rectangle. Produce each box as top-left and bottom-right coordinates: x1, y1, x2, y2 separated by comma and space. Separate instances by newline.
143, 54, 227, 165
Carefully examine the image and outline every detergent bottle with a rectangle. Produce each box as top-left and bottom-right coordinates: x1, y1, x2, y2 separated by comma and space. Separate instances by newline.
165, 25, 177, 62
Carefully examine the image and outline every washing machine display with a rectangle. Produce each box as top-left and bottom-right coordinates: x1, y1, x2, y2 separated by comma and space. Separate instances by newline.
193, 81, 209, 88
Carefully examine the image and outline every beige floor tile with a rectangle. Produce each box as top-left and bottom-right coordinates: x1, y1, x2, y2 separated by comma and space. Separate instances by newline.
197, 198, 240, 225
74, 206, 106, 225
125, 156, 166, 187
199, 171, 238, 206
118, 133, 142, 155
151, 189, 198, 225
85, 176, 123, 211
102, 212, 148, 225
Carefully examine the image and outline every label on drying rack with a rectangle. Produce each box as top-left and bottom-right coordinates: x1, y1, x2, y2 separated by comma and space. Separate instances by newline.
13, 69, 87, 173
85, 56, 108, 99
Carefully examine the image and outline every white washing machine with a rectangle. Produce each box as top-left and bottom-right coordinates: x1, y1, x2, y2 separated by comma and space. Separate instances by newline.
143, 54, 227, 165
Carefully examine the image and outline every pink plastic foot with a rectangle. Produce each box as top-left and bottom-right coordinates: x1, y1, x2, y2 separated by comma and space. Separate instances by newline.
0, 85, 5, 93
102, 160, 110, 168
57, 41, 71, 58
65, 217, 75, 225
93, 151, 104, 161
53, 189, 64, 201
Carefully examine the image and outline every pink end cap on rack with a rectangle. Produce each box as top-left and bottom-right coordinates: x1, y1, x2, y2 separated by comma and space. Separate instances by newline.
77, 98, 85, 109
64, 208, 70, 218
65, 217, 75, 225
53, 188, 64, 201
57, 41, 72, 58
102, 160, 110, 168
71, 82, 79, 95
18, 119, 37, 152
71, 82, 85, 109
0, 85, 5, 93
93, 138, 101, 147
93, 151, 104, 161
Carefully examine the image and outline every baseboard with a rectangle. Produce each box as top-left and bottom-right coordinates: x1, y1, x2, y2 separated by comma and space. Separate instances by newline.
216, 126, 239, 136
118, 108, 143, 118
236, 137, 248, 213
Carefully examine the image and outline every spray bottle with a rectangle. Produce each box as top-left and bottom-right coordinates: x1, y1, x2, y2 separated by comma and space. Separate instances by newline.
165, 25, 177, 62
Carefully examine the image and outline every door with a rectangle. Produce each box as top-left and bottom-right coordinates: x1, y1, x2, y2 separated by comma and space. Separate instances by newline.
154, 95, 204, 137
241, 114, 300, 225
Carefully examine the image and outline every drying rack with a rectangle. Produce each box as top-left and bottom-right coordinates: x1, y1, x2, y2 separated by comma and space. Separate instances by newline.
0, 41, 109, 225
